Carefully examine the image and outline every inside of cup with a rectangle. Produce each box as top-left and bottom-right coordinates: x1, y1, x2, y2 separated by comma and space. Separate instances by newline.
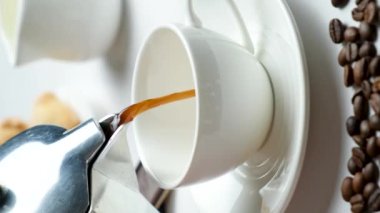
0, 0, 19, 54
133, 27, 198, 187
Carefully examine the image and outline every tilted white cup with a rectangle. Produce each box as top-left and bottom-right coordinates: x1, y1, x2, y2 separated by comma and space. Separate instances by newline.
131, 0, 274, 189
0, 0, 121, 65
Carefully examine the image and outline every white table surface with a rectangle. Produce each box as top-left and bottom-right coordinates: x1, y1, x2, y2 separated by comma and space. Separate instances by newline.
0, 0, 357, 212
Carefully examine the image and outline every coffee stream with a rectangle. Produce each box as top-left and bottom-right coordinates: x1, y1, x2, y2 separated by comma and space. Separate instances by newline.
119, 89, 195, 125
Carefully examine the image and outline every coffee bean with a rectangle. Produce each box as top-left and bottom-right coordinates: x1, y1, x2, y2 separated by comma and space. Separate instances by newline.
346, 43, 360, 63
353, 135, 367, 147
372, 78, 380, 92
352, 147, 367, 162
358, 0, 373, 11
358, 0, 372, 10
369, 114, 380, 130
370, 93, 380, 115
359, 22, 377, 41
361, 120, 373, 138
362, 80, 372, 99
349, 157, 361, 174
330, 19, 345, 43
332, 0, 349, 7
364, 2, 378, 24
353, 8, 365, 21
350, 194, 365, 212
353, 155, 365, 170
342, 177, 355, 202
354, 57, 369, 86
369, 56, 380, 77
353, 92, 369, 119
339, 46, 349, 66
363, 162, 379, 181
345, 27, 360, 42
353, 172, 366, 193
364, 182, 377, 199
347, 116, 361, 136
359, 42, 376, 57
344, 65, 354, 87
369, 188, 380, 211
367, 136, 379, 157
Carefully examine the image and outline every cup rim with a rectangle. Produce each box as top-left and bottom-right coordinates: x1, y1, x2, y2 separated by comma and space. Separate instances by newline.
0, 0, 25, 65
131, 24, 201, 188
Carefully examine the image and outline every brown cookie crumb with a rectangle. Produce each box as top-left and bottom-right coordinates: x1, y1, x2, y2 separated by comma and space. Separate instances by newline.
31, 92, 80, 129
0, 118, 28, 145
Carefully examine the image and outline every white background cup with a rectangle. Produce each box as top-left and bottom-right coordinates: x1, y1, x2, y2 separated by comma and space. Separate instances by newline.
0, 0, 121, 65
132, 21, 274, 188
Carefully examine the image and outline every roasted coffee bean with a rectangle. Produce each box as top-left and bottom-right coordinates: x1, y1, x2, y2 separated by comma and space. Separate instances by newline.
361, 120, 373, 138
339, 46, 349, 66
352, 147, 367, 162
349, 157, 361, 174
344, 27, 360, 42
346, 43, 360, 63
353, 92, 369, 119
370, 93, 380, 115
364, 182, 377, 199
367, 136, 379, 157
330, 19, 345, 43
359, 42, 376, 57
353, 155, 365, 170
353, 172, 366, 193
362, 80, 372, 99
363, 162, 379, 181
372, 78, 380, 92
332, 0, 349, 7
369, 56, 380, 77
368, 188, 380, 211
344, 65, 354, 87
350, 194, 365, 213
354, 57, 369, 86
359, 22, 377, 41
353, 8, 365, 21
347, 116, 361, 136
358, 0, 371, 10
353, 135, 367, 147
342, 177, 355, 202
364, 2, 378, 24
358, 0, 372, 10
369, 114, 380, 130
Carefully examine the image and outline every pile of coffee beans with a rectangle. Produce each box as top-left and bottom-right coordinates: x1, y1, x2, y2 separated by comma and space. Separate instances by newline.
330, 0, 380, 212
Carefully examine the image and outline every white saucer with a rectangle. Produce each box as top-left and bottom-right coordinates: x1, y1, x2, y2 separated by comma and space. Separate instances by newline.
186, 0, 309, 212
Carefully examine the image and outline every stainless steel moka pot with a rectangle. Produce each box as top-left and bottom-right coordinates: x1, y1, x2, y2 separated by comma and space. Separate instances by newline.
0, 114, 157, 213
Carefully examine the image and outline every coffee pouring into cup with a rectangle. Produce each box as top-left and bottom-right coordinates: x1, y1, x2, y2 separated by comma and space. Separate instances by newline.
132, 0, 274, 189
0, 0, 121, 65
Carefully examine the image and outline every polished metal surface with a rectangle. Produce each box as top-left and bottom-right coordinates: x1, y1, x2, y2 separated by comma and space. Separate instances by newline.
89, 125, 158, 213
0, 119, 105, 212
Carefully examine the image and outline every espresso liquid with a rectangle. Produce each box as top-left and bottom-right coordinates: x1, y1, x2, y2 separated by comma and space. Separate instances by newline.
119, 89, 195, 125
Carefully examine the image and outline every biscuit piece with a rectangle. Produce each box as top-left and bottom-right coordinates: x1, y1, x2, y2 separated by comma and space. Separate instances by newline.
0, 118, 28, 145
31, 92, 80, 129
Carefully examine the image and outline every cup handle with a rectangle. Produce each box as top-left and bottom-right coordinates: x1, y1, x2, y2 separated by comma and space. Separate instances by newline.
186, 0, 255, 54
186, 0, 202, 28
226, 0, 255, 54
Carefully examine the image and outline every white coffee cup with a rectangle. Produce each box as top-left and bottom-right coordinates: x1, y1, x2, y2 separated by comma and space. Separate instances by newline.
0, 0, 121, 65
131, 0, 274, 189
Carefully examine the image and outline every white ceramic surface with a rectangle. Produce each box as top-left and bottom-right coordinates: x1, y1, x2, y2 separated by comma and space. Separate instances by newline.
167, 0, 309, 212
0, 0, 121, 65
132, 23, 273, 189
